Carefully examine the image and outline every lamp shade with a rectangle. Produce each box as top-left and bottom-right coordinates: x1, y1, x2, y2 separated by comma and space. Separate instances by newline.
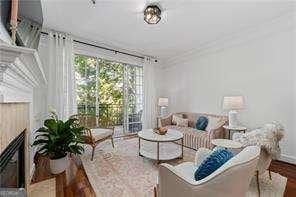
223, 96, 244, 110
158, 98, 168, 107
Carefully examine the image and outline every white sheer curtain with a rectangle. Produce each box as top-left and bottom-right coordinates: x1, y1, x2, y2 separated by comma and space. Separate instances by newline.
47, 31, 77, 120
143, 57, 157, 129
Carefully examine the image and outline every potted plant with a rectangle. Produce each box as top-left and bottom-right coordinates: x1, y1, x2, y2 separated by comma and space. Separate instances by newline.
33, 112, 85, 174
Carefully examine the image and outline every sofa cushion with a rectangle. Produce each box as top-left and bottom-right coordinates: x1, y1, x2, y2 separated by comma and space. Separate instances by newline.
165, 125, 210, 149
194, 149, 233, 181
165, 125, 204, 135
196, 116, 208, 131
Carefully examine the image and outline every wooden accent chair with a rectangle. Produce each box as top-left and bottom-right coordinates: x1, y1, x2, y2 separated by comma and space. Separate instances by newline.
71, 114, 115, 161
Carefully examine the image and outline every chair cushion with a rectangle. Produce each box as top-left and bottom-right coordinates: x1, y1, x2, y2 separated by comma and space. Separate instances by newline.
196, 116, 208, 131
194, 149, 233, 181
91, 128, 113, 141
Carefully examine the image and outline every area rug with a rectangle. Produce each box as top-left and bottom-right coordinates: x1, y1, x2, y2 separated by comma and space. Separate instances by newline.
247, 171, 287, 197
81, 138, 287, 197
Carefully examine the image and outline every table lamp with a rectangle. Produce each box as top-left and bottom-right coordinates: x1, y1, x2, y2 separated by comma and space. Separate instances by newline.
223, 96, 244, 127
158, 98, 168, 117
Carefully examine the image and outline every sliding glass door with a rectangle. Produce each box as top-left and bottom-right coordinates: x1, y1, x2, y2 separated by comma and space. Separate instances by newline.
75, 56, 97, 114
123, 65, 144, 133
74, 55, 143, 136
97, 59, 124, 128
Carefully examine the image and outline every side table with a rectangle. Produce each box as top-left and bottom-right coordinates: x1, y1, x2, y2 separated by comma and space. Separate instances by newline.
223, 125, 247, 139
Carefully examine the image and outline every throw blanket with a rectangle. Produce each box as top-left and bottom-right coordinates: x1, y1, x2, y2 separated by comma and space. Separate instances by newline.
233, 122, 284, 159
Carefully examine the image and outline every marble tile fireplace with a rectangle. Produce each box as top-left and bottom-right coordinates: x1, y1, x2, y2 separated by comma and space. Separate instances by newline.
0, 130, 25, 189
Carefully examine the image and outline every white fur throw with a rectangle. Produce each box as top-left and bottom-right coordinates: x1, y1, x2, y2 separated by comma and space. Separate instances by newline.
233, 121, 284, 159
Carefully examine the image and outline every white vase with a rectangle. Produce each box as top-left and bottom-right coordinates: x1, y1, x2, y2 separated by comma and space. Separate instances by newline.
49, 155, 68, 174
228, 110, 239, 127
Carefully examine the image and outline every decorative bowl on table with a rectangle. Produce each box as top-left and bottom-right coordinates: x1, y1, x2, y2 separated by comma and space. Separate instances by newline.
153, 127, 168, 135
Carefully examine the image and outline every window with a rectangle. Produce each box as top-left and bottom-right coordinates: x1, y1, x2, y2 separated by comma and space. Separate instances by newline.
74, 55, 143, 135
75, 55, 97, 114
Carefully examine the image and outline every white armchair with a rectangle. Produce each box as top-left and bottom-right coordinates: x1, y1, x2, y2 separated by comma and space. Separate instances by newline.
233, 132, 273, 195
156, 146, 260, 197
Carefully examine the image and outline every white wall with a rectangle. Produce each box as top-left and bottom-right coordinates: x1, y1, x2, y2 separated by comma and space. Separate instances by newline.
160, 23, 296, 163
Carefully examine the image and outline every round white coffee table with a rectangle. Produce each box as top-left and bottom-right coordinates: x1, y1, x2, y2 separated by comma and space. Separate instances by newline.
211, 139, 243, 149
138, 129, 184, 163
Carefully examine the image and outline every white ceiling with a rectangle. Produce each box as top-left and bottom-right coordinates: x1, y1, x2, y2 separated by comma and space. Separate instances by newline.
42, 0, 294, 61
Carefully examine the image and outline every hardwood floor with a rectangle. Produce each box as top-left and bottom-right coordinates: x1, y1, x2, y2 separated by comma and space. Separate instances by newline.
270, 160, 296, 197
31, 154, 95, 197
32, 154, 296, 197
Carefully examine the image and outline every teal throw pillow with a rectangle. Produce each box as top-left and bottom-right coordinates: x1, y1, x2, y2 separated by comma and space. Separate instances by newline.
196, 116, 208, 131
194, 149, 233, 181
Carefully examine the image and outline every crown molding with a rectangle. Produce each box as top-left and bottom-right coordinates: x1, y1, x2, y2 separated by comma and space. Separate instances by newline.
163, 12, 295, 69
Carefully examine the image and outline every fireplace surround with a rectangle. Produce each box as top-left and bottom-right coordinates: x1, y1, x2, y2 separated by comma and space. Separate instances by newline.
1, 40, 47, 194
0, 130, 25, 189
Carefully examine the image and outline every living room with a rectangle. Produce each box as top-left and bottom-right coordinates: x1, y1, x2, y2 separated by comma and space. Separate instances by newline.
0, 0, 295, 197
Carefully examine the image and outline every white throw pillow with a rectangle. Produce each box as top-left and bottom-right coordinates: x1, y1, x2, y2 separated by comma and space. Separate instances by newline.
172, 114, 183, 125
175, 116, 189, 127
206, 116, 221, 131
194, 148, 212, 167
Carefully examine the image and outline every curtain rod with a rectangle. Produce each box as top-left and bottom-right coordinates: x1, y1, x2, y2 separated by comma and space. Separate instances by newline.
40, 31, 152, 61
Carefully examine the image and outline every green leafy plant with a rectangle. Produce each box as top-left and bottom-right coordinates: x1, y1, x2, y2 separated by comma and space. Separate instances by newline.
32, 112, 85, 159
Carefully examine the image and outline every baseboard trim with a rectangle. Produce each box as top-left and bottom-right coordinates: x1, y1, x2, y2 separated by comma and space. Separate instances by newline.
279, 154, 296, 165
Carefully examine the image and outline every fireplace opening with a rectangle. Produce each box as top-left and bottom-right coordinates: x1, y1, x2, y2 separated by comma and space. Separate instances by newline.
0, 130, 25, 189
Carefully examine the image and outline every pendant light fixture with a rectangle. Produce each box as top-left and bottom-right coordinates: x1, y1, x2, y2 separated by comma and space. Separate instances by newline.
144, 5, 161, 24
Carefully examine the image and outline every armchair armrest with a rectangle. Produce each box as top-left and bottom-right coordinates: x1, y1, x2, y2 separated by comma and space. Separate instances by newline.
194, 148, 212, 166
158, 163, 197, 197
159, 113, 173, 127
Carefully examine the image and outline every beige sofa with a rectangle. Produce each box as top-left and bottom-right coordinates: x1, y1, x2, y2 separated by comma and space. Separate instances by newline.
159, 112, 228, 150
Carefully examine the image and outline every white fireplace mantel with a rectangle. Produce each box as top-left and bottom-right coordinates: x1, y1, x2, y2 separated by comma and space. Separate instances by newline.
0, 44, 47, 101
0, 43, 48, 182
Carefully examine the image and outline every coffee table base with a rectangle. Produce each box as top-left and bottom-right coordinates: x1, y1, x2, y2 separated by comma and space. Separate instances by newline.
139, 139, 183, 164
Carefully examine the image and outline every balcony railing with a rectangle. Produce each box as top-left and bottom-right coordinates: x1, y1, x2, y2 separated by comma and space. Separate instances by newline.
77, 103, 143, 134
77, 104, 123, 125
